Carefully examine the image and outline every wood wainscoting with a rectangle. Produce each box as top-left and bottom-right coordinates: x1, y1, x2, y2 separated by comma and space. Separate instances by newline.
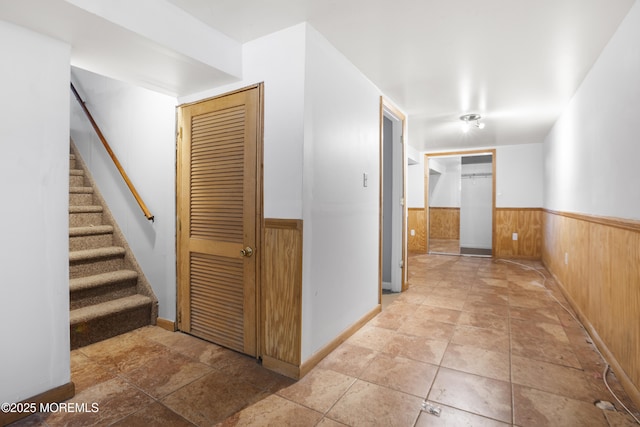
261, 219, 303, 379
429, 207, 460, 239
494, 208, 542, 259
408, 208, 426, 253
543, 209, 640, 408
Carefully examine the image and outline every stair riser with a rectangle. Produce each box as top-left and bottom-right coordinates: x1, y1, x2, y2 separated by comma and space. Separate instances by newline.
68, 149, 156, 349
69, 212, 103, 227
70, 303, 151, 349
70, 256, 124, 279
69, 175, 85, 187
70, 279, 138, 310
69, 193, 94, 206
69, 234, 114, 251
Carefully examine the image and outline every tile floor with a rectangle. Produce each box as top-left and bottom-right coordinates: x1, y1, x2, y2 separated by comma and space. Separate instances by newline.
427, 239, 460, 255
11, 254, 640, 426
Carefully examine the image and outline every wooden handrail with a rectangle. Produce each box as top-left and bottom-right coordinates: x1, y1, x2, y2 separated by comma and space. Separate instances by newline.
70, 83, 154, 222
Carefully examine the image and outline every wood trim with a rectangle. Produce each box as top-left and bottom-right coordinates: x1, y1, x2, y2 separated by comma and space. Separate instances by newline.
299, 304, 381, 378
0, 382, 75, 426
70, 83, 153, 221
262, 355, 300, 379
156, 317, 176, 332
378, 101, 383, 304
177, 83, 263, 109
425, 148, 498, 157
255, 83, 265, 358
379, 97, 408, 298
544, 208, 640, 233
492, 152, 497, 254
264, 218, 303, 230
175, 104, 186, 331
261, 218, 303, 370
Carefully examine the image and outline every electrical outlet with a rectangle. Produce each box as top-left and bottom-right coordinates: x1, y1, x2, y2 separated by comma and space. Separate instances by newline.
410, 229, 416, 236
512, 233, 518, 241
564, 252, 569, 265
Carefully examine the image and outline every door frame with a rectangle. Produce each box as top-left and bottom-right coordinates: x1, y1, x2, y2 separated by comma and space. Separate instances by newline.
379, 97, 408, 303
423, 149, 496, 255
175, 83, 264, 357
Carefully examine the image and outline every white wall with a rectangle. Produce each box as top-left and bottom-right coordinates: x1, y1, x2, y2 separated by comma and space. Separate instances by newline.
496, 143, 543, 207
178, 23, 383, 361
406, 156, 425, 208
179, 24, 306, 220
0, 21, 71, 403
544, 1, 640, 220
407, 143, 544, 209
301, 25, 381, 359
70, 68, 178, 320
429, 161, 461, 208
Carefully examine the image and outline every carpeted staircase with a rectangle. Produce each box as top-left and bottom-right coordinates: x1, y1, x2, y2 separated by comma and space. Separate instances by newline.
69, 144, 157, 349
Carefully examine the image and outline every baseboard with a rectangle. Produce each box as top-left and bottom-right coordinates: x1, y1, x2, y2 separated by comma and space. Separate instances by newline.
543, 262, 640, 409
0, 381, 75, 426
262, 355, 300, 379
299, 304, 381, 378
156, 317, 176, 332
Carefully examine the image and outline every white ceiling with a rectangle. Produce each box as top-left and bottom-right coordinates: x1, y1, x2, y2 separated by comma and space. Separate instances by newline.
165, 0, 635, 151
1, 0, 635, 152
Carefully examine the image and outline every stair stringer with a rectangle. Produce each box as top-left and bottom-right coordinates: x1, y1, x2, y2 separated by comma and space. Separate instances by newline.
70, 140, 158, 325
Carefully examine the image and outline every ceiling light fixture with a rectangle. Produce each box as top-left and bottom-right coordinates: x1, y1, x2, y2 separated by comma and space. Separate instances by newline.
460, 113, 485, 132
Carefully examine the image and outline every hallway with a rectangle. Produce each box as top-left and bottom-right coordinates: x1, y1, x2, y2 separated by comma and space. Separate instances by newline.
11, 254, 639, 426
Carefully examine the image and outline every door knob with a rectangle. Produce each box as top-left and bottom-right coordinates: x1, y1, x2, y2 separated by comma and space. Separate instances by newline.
240, 246, 254, 257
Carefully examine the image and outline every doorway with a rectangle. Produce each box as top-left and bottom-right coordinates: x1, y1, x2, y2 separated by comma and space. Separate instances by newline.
176, 84, 263, 357
425, 150, 496, 257
380, 98, 407, 299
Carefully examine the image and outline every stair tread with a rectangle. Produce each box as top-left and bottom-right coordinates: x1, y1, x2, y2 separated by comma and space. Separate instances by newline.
68, 148, 155, 347
69, 225, 114, 237
69, 186, 94, 194
70, 294, 152, 324
69, 246, 125, 262
69, 205, 103, 213
70, 270, 138, 292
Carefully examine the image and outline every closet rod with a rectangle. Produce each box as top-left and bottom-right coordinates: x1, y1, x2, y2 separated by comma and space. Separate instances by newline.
461, 172, 492, 178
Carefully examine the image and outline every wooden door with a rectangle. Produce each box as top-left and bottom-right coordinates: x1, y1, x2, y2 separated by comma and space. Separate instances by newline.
177, 85, 262, 357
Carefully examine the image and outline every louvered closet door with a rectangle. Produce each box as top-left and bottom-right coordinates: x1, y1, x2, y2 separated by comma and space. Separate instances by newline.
177, 86, 261, 357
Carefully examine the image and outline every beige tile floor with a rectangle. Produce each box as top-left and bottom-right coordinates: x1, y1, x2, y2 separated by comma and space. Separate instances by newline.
11, 254, 640, 426
427, 239, 460, 255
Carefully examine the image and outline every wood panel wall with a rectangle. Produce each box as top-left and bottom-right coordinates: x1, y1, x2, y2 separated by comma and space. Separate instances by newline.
494, 208, 542, 259
429, 207, 460, 239
408, 208, 426, 253
543, 210, 640, 407
261, 219, 303, 378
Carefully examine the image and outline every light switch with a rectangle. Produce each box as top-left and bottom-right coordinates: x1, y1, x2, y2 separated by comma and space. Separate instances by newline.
512, 233, 518, 241
363, 173, 368, 187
